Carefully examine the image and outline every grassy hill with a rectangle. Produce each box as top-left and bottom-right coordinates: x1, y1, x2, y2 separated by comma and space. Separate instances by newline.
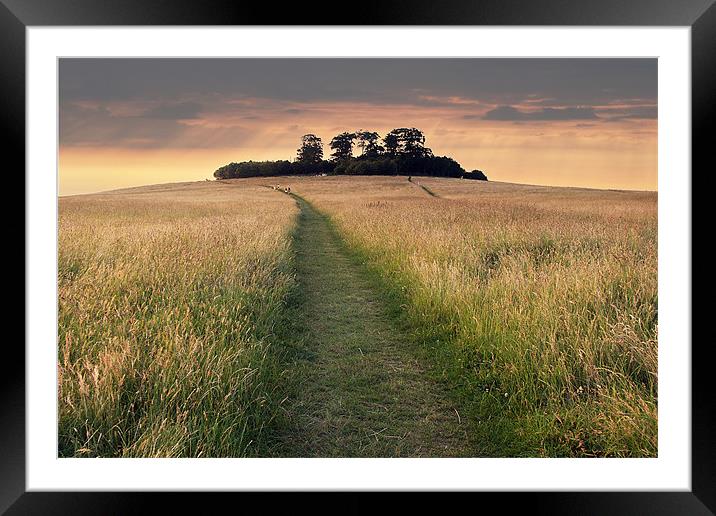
59, 176, 657, 457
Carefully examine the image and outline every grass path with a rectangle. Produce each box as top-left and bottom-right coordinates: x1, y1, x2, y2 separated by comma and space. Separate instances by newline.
270, 195, 475, 457
407, 176, 439, 197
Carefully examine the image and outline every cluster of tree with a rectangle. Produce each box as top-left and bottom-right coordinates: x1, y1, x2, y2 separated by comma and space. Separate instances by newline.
328, 128, 433, 161
213, 158, 331, 179
213, 128, 488, 181
333, 155, 461, 177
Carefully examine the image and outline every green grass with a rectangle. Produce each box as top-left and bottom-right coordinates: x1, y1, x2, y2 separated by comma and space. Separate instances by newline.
408, 176, 439, 197
327, 225, 656, 457
292, 176, 657, 457
268, 195, 476, 457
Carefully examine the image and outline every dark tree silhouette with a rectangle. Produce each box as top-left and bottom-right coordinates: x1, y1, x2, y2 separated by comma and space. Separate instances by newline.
399, 127, 433, 158
384, 128, 432, 158
214, 128, 486, 181
297, 134, 324, 164
383, 131, 399, 158
356, 131, 383, 158
329, 132, 355, 161
467, 169, 488, 180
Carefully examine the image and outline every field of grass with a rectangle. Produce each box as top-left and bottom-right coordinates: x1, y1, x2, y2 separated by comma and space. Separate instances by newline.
283, 176, 658, 457
59, 175, 657, 457
58, 181, 298, 457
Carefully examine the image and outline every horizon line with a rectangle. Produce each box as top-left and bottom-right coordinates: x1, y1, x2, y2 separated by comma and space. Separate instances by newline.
58, 176, 658, 198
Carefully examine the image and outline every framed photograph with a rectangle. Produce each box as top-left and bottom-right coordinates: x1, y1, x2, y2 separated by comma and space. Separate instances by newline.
7, 0, 712, 512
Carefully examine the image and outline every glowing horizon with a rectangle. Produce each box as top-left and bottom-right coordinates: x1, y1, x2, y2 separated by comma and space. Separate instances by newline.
59, 58, 657, 195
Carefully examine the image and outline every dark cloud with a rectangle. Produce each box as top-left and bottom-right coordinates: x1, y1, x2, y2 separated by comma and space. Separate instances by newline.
141, 101, 203, 120
58, 58, 657, 148
598, 105, 658, 120
484, 105, 598, 121
59, 101, 249, 148
60, 112, 183, 147
60, 58, 657, 107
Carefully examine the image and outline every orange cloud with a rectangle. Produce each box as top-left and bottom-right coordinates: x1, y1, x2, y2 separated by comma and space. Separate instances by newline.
59, 95, 657, 194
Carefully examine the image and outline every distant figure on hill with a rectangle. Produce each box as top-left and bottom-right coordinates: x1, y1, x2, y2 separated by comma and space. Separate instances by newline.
408, 176, 412, 182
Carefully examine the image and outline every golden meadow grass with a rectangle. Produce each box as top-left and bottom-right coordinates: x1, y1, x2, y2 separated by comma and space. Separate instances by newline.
284, 176, 657, 456
58, 182, 297, 457
59, 176, 657, 457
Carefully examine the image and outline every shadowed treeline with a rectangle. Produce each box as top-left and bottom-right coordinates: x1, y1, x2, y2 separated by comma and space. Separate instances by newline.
213, 128, 489, 181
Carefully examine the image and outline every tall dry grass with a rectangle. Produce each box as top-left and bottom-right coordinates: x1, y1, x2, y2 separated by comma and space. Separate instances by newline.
58, 182, 298, 457
289, 175, 657, 456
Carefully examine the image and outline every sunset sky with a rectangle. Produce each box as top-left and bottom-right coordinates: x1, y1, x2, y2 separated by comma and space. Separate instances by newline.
59, 58, 657, 195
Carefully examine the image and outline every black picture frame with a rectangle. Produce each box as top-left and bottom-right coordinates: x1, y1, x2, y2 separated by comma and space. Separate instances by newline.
6, 0, 712, 513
